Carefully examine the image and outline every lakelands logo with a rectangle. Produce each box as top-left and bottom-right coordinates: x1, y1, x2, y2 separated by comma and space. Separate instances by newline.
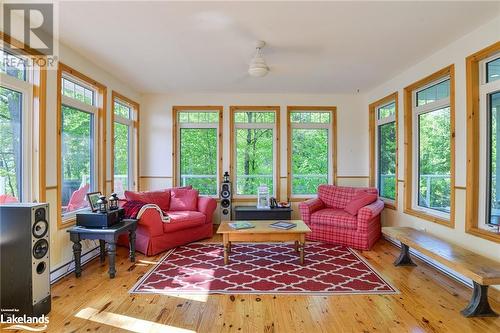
1, 313, 49, 332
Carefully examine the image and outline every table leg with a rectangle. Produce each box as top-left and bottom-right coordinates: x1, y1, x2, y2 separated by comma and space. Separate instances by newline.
107, 242, 117, 278
223, 234, 229, 265
99, 240, 106, 263
128, 229, 136, 262
228, 241, 232, 254
461, 282, 498, 317
72, 239, 82, 278
394, 243, 417, 266
294, 241, 299, 252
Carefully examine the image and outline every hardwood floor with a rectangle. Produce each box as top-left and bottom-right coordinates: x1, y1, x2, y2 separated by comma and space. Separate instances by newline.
16, 237, 500, 332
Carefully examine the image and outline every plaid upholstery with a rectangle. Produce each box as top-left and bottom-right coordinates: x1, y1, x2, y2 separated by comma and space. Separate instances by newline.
311, 208, 357, 230
299, 185, 383, 250
318, 185, 378, 209
122, 200, 148, 219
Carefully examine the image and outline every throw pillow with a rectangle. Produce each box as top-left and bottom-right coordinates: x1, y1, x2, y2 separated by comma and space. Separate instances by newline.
344, 192, 378, 216
124, 189, 171, 212
169, 188, 199, 211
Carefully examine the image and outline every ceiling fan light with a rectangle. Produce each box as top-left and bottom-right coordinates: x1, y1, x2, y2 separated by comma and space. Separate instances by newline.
248, 56, 268, 77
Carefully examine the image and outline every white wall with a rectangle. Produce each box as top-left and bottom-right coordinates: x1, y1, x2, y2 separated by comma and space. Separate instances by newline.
365, 16, 500, 264
139, 93, 369, 199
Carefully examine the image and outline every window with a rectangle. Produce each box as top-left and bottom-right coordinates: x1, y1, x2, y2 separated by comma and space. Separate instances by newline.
0, 37, 45, 203
404, 65, 455, 227
467, 44, 500, 242
370, 94, 398, 208
173, 107, 222, 196
112, 92, 139, 198
57, 63, 106, 225
287, 107, 336, 198
230, 106, 280, 198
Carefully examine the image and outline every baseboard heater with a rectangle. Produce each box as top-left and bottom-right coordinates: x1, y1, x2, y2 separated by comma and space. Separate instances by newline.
383, 236, 473, 289
49, 246, 100, 284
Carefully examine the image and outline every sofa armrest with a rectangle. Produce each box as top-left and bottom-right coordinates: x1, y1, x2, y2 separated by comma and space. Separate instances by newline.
298, 198, 324, 225
198, 196, 217, 224
136, 207, 165, 237
357, 199, 384, 223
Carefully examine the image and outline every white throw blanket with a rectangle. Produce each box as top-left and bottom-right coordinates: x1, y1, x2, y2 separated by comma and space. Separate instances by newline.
136, 204, 171, 223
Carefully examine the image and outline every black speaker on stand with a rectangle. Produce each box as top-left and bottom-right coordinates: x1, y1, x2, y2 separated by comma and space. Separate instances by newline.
220, 172, 232, 222
0, 203, 51, 317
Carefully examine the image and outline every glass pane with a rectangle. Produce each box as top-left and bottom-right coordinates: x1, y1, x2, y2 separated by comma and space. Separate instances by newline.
178, 111, 218, 123
180, 128, 217, 195
417, 107, 451, 213
62, 78, 94, 106
114, 122, 130, 197
377, 122, 396, 200
236, 128, 274, 195
290, 112, 330, 123
377, 102, 396, 119
0, 87, 22, 200
0, 49, 26, 81
488, 91, 500, 225
234, 111, 275, 123
416, 80, 450, 106
486, 58, 500, 83
114, 101, 130, 118
61, 105, 94, 214
292, 128, 328, 195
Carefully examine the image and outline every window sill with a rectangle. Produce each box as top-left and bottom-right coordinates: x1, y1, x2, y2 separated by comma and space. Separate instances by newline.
290, 196, 315, 202
58, 216, 76, 229
466, 226, 500, 243
384, 202, 397, 210
403, 207, 454, 228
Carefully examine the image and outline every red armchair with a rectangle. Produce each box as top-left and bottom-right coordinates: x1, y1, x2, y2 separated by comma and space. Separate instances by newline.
118, 188, 217, 256
299, 185, 384, 250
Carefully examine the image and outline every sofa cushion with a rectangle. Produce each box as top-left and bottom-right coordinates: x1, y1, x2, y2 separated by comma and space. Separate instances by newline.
318, 185, 378, 209
163, 211, 206, 233
344, 192, 378, 216
124, 189, 171, 212
169, 188, 199, 211
311, 208, 358, 230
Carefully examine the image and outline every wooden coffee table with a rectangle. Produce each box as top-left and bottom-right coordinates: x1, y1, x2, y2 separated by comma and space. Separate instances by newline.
217, 220, 311, 265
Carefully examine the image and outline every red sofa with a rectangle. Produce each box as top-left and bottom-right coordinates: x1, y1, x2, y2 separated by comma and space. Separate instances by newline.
118, 187, 217, 256
298, 185, 384, 250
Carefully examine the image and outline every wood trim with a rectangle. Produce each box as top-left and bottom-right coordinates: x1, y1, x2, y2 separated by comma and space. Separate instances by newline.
230, 106, 281, 200
1, 33, 47, 203
110, 90, 140, 194
466, 41, 500, 243
45, 186, 58, 190
403, 65, 455, 228
286, 106, 337, 201
455, 186, 467, 190
172, 106, 224, 194
336, 175, 369, 179
368, 92, 399, 213
56, 63, 107, 229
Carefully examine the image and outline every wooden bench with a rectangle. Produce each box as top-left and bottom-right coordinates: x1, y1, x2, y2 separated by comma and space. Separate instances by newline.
382, 226, 500, 317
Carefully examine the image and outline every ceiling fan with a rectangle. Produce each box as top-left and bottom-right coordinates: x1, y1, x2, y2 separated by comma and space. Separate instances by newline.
248, 40, 269, 77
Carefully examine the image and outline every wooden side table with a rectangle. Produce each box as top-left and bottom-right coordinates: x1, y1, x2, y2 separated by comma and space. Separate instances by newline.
67, 219, 137, 278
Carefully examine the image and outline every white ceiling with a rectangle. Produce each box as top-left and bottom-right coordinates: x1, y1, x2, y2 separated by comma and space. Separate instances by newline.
58, 1, 500, 94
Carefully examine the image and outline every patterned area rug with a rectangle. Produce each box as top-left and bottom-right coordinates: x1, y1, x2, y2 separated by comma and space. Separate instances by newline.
130, 243, 397, 295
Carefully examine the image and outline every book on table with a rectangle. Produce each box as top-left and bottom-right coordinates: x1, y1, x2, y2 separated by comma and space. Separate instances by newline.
269, 221, 297, 230
228, 222, 255, 230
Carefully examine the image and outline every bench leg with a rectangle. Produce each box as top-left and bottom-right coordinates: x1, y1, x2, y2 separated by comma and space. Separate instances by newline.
394, 243, 416, 266
461, 282, 498, 317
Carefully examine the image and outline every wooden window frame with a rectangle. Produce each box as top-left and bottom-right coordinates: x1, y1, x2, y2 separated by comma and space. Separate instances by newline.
230, 106, 280, 202
286, 106, 337, 201
466, 41, 500, 243
172, 106, 223, 197
111, 91, 140, 195
403, 65, 456, 228
0, 32, 47, 202
57, 63, 107, 229
369, 93, 398, 210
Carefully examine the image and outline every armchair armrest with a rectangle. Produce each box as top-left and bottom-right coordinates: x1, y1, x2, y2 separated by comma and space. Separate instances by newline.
198, 196, 217, 224
298, 198, 324, 224
357, 199, 384, 223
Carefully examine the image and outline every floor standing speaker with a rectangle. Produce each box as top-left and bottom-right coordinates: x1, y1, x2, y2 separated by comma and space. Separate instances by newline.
220, 182, 232, 221
0, 203, 51, 317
